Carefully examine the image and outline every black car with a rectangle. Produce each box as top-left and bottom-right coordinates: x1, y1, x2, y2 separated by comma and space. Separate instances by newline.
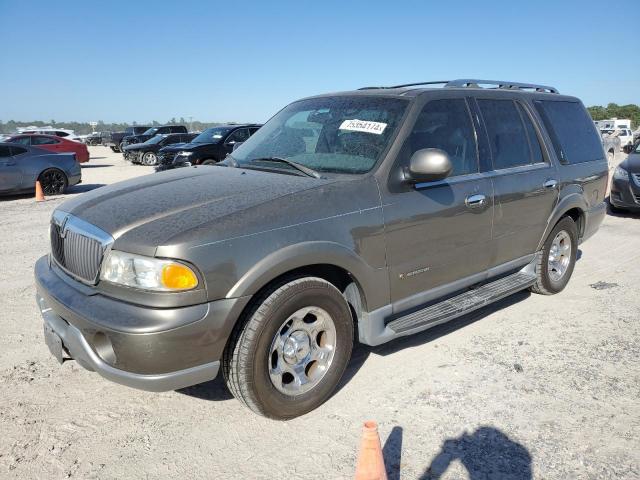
120, 125, 188, 151
123, 133, 197, 166
610, 142, 640, 212
155, 124, 261, 171
106, 126, 151, 152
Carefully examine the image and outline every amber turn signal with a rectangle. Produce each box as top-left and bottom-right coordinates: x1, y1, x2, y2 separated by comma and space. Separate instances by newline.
161, 263, 198, 290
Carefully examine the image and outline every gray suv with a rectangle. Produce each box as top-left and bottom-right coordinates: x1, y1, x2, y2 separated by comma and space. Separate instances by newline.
35, 79, 608, 419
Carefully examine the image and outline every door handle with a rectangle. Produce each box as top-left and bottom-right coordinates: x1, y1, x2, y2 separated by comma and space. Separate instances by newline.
543, 179, 558, 189
465, 193, 487, 209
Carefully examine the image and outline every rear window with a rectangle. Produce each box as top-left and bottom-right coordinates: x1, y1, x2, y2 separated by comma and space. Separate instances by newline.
534, 100, 603, 164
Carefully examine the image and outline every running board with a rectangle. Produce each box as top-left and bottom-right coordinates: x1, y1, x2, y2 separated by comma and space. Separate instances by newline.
386, 271, 537, 335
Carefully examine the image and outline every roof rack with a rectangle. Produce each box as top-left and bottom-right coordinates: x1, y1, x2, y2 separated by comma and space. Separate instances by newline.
359, 79, 559, 94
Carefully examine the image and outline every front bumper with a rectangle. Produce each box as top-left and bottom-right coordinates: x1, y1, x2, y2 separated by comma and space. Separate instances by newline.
610, 175, 640, 210
34, 255, 251, 392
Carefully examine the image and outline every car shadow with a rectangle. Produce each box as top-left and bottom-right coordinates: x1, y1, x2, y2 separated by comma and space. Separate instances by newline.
82, 163, 113, 168
606, 196, 639, 218
89, 156, 108, 160
67, 184, 106, 193
176, 376, 234, 401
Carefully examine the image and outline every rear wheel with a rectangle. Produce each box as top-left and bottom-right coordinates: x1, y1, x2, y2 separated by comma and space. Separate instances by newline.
223, 277, 354, 419
142, 152, 158, 166
530, 216, 578, 295
39, 168, 68, 195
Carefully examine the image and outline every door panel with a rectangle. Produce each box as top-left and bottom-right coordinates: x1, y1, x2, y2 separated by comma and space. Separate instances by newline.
383, 176, 494, 312
381, 97, 494, 312
0, 146, 22, 191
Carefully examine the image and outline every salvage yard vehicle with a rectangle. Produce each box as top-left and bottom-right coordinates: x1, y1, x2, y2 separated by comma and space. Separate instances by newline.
106, 126, 151, 153
35, 79, 608, 419
120, 125, 188, 151
122, 133, 197, 165
155, 124, 261, 171
0, 143, 81, 195
610, 141, 640, 212
6, 134, 90, 163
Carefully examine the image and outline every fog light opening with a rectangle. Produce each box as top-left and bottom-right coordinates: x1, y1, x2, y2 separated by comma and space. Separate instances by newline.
93, 332, 116, 365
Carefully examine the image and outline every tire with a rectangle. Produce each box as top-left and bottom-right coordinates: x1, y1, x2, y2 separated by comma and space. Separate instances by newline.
223, 277, 354, 419
201, 159, 216, 165
530, 216, 578, 295
39, 168, 68, 195
607, 149, 615, 164
119, 143, 127, 153
142, 152, 158, 166
110, 146, 117, 153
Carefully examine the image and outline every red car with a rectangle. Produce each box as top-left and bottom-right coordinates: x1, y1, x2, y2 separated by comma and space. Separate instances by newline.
6, 134, 90, 163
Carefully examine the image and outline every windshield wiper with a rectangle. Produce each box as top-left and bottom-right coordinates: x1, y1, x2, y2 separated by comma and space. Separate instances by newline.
249, 157, 321, 179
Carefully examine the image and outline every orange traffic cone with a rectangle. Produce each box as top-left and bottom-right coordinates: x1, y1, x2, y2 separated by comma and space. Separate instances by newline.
35, 181, 45, 202
354, 421, 387, 480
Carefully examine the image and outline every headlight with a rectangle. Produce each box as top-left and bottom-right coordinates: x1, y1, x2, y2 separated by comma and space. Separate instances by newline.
613, 166, 629, 181
100, 250, 199, 291
177, 151, 193, 157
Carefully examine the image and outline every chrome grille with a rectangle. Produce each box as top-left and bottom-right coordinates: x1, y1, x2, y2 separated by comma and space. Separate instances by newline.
50, 211, 113, 284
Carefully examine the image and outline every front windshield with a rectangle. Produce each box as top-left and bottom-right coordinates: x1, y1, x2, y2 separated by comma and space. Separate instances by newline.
144, 135, 167, 145
192, 127, 233, 144
142, 127, 159, 135
231, 96, 409, 174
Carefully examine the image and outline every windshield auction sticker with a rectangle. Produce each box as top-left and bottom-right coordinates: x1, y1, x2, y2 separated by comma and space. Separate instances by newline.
339, 119, 387, 135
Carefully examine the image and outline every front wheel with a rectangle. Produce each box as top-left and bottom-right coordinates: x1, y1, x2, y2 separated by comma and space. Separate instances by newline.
530, 216, 578, 295
142, 152, 158, 166
39, 168, 68, 195
223, 277, 354, 419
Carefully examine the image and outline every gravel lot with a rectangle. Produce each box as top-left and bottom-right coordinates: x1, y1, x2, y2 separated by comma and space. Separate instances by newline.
1, 147, 638, 479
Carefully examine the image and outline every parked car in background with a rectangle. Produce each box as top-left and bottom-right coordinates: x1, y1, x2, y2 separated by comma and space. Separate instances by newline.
105, 126, 151, 153
35, 79, 607, 419
610, 142, 640, 212
601, 132, 622, 163
0, 143, 81, 195
83, 132, 107, 146
17, 127, 83, 142
6, 134, 90, 163
120, 125, 188, 151
156, 124, 261, 171
123, 133, 197, 166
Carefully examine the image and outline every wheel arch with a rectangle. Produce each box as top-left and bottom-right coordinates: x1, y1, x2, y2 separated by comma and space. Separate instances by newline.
537, 193, 587, 250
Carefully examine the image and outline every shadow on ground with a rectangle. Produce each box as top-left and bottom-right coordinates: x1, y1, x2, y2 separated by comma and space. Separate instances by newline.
82, 163, 112, 167
381, 425, 532, 479
67, 183, 106, 193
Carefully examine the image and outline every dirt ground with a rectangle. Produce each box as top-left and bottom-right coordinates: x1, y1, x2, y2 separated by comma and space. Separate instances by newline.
0, 146, 638, 479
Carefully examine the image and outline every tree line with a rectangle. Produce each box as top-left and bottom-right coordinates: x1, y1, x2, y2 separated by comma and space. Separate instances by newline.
586, 103, 640, 130
1, 104, 638, 134
0, 117, 232, 135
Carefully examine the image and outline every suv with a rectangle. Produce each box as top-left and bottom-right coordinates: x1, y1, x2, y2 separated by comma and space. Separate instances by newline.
106, 126, 151, 152
35, 79, 607, 419
120, 125, 188, 151
156, 124, 261, 171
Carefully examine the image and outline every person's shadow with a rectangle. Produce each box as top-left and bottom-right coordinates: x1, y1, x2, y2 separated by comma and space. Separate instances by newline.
419, 426, 532, 479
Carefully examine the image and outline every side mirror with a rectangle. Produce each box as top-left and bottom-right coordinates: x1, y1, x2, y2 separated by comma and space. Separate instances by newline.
405, 148, 453, 184
232, 141, 244, 151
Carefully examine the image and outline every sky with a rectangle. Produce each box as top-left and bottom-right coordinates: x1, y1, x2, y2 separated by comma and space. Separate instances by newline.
0, 0, 638, 124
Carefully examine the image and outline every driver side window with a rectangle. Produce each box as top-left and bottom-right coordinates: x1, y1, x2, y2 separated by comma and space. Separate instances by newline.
226, 128, 250, 144
407, 99, 479, 177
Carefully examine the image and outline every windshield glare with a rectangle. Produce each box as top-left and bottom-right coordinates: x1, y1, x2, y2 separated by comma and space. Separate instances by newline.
231, 96, 408, 174
142, 127, 159, 135
192, 127, 233, 144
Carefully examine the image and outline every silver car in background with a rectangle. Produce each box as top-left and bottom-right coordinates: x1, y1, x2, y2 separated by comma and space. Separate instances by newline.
0, 143, 81, 195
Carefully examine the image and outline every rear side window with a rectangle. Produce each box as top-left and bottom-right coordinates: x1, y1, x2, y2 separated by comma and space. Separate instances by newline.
478, 99, 530, 169
534, 100, 603, 164
10, 146, 27, 155
32, 136, 59, 145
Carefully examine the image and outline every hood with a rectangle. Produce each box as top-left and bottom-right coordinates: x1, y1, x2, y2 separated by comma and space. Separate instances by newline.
123, 142, 147, 151
621, 153, 640, 172
57, 166, 335, 255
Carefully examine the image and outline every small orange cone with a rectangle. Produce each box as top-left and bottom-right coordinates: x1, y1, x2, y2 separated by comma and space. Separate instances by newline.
354, 421, 387, 480
35, 181, 45, 202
